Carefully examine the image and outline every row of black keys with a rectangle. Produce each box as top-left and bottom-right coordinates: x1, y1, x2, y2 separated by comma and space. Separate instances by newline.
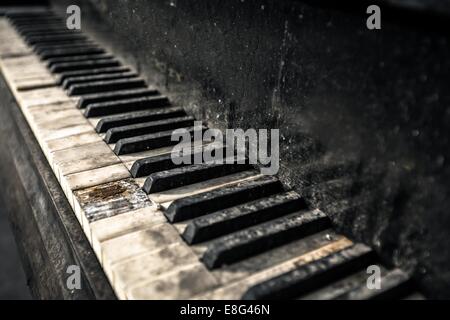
9, 14, 268, 195
8, 12, 416, 299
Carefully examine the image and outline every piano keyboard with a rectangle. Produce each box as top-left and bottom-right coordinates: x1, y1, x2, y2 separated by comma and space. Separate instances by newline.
0, 8, 424, 300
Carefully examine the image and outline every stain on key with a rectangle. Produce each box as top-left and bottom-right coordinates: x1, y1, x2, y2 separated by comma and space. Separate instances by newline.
74, 178, 151, 223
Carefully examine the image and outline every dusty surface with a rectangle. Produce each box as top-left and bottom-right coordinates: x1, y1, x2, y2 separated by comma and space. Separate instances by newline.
48, 0, 450, 298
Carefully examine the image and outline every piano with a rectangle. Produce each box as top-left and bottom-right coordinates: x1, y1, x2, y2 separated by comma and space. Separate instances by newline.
0, 2, 439, 299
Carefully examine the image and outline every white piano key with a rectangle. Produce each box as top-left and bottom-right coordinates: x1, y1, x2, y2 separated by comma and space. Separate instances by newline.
15, 76, 57, 90
45, 131, 103, 152
62, 163, 131, 194
127, 263, 218, 300
52, 141, 120, 176
0, 19, 32, 57
89, 206, 166, 258
27, 101, 76, 123
18, 87, 76, 108
72, 178, 151, 240
99, 223, 182, 282
30, 104, 81, 125
37, 117, 93, 141
112, 243, 198, 298
1, 56, 53, 82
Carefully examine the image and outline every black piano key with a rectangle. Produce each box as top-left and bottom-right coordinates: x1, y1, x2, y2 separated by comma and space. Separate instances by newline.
7, 11, 52, 15
10, 19, 57, 24
10, 14, 60, 18
19, 24, 77, 31
183, 191, 306, 244
35, 44, 87, 57
47, 53, 113, 68
16, 21, 65, 28
299, 268, 373, 300
130, 144, 226, 178
36, 41, 97, 52
12, 15, 62, 20
27, 34, 87, 45
15, 22, 67, 32
21, 31, 82, 40
27, 36, 88, 48
201, 210, 331, 269
114, 126, 205, 155
11, 17, 61, 23
13, 16, 62, 21
13, 16, 67, 23
105, 116, 195, 143
33, 38, 92, 47
12, 15, 60, 20
8, 11, 55, 15
16, 21, 63, 25
84, 95, 169, 117
79, 88, 160, 109
33, 41, 95, 52
9, 13, 56, 16
143, 160, 253, 194
164, 175, 283, 223
10, 12, 58, 16
242, 243, 375, 299
130, 151, 193, 178
95, 107, 184, 132
71, 79, 149, 97
11, 17, 63, 25
63, 71, 138, 90
57, 66, 130, 85
13, 21, 64, 29
37, 45, 100, 58
32, 38, 90, 46
334, 269, 413, 300
50, 58, 120, 73
18, 26, 69, 35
